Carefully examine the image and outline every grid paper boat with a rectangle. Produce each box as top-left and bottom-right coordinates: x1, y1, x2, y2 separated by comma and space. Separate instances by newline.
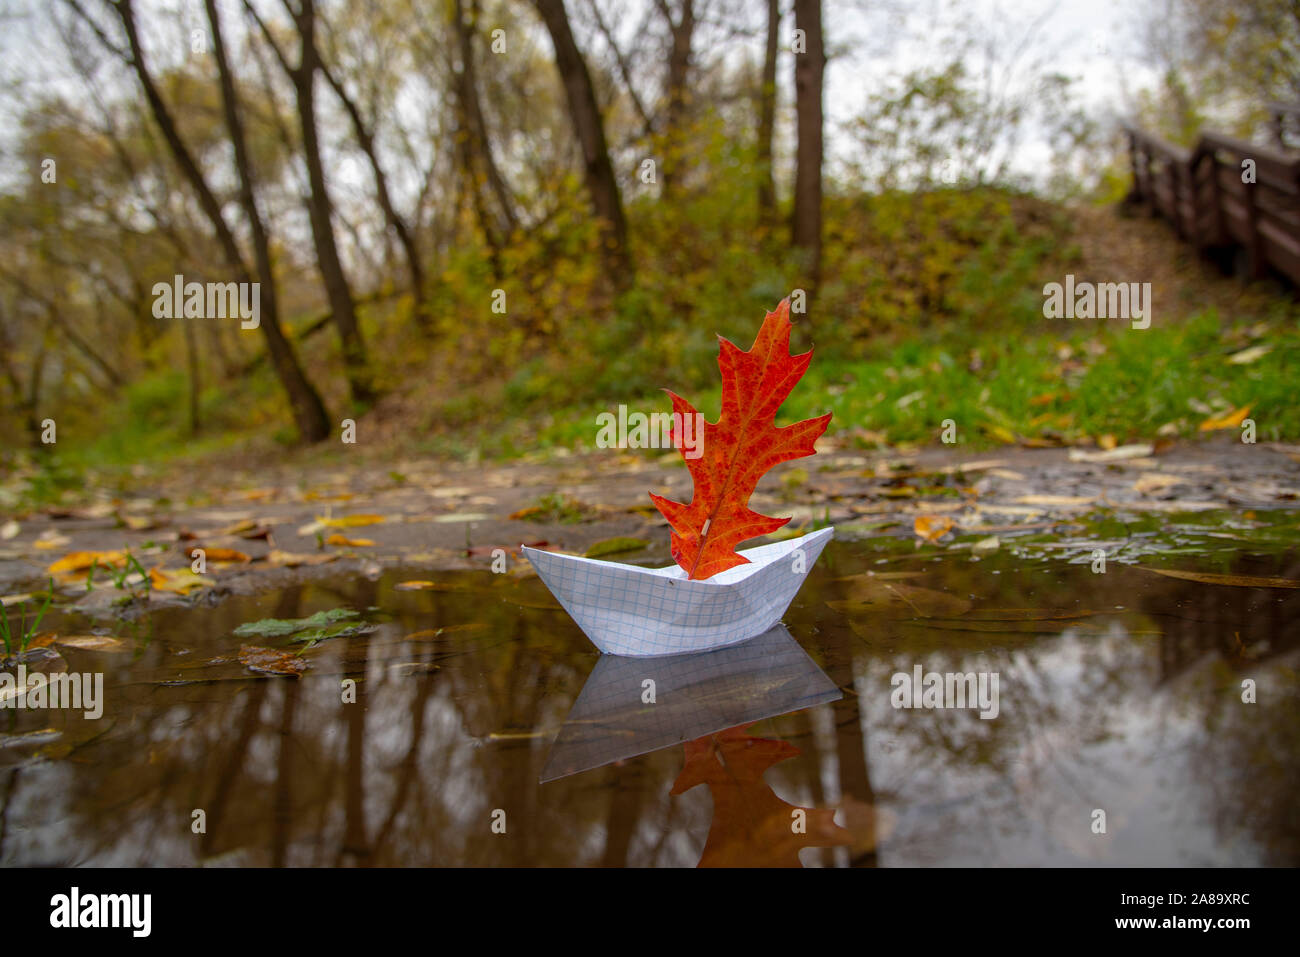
522, 526, 833, 657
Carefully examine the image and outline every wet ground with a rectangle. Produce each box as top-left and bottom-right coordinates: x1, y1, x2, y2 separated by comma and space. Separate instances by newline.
1, 503, 1296, 866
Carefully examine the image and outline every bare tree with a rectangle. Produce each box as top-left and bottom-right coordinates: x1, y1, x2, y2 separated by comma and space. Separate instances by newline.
757, 0, 779, 225
89, 0, 332, 442
791, 0, 824, 282
532, 0, 633, 287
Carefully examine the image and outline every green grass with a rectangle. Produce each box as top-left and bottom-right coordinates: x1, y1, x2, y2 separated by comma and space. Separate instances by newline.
505, 307, 1300, 455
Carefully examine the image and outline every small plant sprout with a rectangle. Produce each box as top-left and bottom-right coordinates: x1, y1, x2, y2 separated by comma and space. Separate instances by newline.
0, 577, 55, 657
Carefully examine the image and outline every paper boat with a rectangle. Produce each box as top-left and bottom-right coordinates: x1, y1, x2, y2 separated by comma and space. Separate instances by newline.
522, 526, 833, 657
540, 623, 841, 781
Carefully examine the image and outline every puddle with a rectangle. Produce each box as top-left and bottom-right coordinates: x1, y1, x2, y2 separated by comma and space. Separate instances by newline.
0, 528, 1297, 866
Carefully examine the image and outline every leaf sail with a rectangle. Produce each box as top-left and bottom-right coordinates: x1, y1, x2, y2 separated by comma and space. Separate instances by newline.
650, 299, 831, 580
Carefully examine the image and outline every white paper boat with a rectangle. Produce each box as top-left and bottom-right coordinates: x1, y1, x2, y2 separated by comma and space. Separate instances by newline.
522, 526, 833, 657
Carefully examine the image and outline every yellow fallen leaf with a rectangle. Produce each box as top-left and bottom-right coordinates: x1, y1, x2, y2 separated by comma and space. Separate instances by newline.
1198, 405, 1252, 431
148, 567, 215, 595
318, 514, 385, 528
913, 515, 954, 542
266, 550, 338, 568
48, 550, 128, 575
190, 547, 251, 564
1133, 473, 1183, 495
325, 534, 376, 547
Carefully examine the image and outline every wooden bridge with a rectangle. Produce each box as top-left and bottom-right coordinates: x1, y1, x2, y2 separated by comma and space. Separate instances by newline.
1126, 104, 1300, 284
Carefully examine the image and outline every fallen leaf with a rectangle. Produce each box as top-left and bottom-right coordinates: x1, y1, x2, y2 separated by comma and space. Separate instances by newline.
189, 547, 252, 564
913, 515, 954, 543
1133, 473, 1183, 495
1013, 494, 1096, 507
48, 550, 128, 575
148, 567, 215, 595
830, 579, 971, 618
971, 535, 1000, 555
319, 513, 385, 528
1198, 405, 1252, 431
54, 635, 129, 652
1138, 567, 1299, 588
1067, 444, 1154, 463
1227, 344, 1270, 365
0, 520, 18, 540
238, 645, 307, 677
266, 549, 337, 568
234, 608, 359, 638
324, 534, 376, 547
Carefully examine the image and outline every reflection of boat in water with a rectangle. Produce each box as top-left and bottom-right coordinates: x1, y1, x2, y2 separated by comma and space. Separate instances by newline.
540, 623, 840, 782
522, 527, 833, 656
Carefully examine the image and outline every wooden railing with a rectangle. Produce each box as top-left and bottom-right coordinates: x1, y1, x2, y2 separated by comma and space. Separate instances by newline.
1126, 122, 1300, 283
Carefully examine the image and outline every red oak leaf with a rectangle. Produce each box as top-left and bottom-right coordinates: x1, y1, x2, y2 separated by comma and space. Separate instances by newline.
649, 298, 831, 580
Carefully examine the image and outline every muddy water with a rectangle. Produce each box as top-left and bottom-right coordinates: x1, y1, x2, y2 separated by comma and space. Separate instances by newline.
1, 523, 1297, 867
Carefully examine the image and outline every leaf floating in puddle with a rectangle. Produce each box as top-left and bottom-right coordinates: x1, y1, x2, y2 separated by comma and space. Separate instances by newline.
829, 579, 971, 618
54, 635, 129, 652
238, 645, 307, 677
233, 607, 359, 638
583, 537, 650, 558
287, 622, 378, 645
0, 728, 61, 749
1138, 567, 1300, 588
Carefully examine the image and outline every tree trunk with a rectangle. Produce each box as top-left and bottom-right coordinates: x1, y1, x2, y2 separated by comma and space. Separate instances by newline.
791, 0, 824, 284
532, 0, 633, 287
661, 0, 696, 197
109, 0, 331, 442
451, 0, 518, 272
757, 0, 779, 225
288, 0, 375, 406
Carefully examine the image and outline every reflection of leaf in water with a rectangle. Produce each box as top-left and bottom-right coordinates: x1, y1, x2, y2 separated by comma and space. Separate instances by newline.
238, 645, 307, 677
671, 725, 852, 867
1138, 567, 1300, 589
233, 608, 359, 638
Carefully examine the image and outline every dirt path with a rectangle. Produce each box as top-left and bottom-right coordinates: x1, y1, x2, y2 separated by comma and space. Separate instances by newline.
3, 435, 1297, 618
